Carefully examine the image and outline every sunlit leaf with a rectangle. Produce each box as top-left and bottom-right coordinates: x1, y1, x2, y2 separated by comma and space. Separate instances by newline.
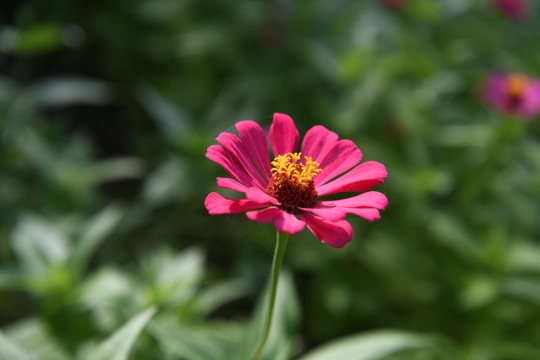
79, 307, 156, 360
80, 267, 134, 307
298, 331, 437, 360
0, 331, 33, 360
141, 157, 189, 205
508, 240, 540, 274
140, 247, 204, 306
11, 215, 70, 274
2, 318, 70, 360
94, 158, 146, 182
460, 274, 499, 309
31, 77, 112, 107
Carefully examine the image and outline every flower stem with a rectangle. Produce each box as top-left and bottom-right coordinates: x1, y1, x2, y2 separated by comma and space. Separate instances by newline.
249, 231, 289, 360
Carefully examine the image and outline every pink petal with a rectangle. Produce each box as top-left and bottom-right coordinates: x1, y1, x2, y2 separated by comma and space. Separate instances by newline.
316, 161, 388, 196
301, 125, 339, 163
495, 0, 527, 20
483, 74, 506, 108
298, 213, 353, 248
314, 139, 363, 185
270, 113, 299, 156
207, 145, 256, 187
217, 132, 267, 189
346, 208, 382, 222
317, 191, 388, 210
521, 80, 540, 118
247, 208, 305, 235
246, 207, 282, 223
273, 211, 306, 235
205, 192, 265, 214
216, 177, 248, 192
236, 120, 272, 181
216, 180, 278, 206
484, 73, 516, 115
245, 187, 279, 205
298, 206, 347, 221
315, 192, 387, 222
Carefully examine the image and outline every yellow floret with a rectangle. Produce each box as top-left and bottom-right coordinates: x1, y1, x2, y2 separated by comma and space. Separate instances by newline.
271, 152, 322, 185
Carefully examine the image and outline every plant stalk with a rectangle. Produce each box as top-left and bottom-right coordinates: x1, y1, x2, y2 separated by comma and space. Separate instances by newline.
249, 231, 289, 360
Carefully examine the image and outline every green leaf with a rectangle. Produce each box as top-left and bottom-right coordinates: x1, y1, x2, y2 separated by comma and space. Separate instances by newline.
71, 204, 124, 272
139, 247, 204, 306
12, 23, 63, 54
194, 278, 250, 316
79, 307, 156, 360
508, 240, 540, 274
79, 267, 134, 314
504, 277, 540, 305
460, 274, 500, 310
148, 318, 228, 360
31, 77, 112, 107
0, 268, 24, 289
2, 318, 70, 360
0, 331, 33, 360
297, 331, 436, 360
136, 84, 193, 141
426, 212, 479, 262
11, 215, 70, 274
141, 157, 189, 205
94, 158, 145, 183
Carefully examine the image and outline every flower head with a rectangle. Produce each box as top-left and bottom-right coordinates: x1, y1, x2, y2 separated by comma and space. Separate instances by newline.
205, 113, 388, 248
482, 72, 540, 120
493, 0, 528, 20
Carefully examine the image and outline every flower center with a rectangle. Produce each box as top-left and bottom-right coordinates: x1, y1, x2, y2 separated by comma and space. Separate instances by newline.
506, 73, 529, 99
266, 152, 322, 213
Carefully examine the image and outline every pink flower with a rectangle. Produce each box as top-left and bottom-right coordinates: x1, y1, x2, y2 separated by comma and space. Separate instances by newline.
483, 72, 540, 119
205, 113, 388, 248
493, 0, 528, 20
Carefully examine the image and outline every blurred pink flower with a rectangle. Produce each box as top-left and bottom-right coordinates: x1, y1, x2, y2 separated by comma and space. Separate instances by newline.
483, 73, 540, 119
205, 113, 388, 248
493, 0, 528, 20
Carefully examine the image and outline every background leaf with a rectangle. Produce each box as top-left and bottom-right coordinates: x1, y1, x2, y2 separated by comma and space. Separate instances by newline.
0, 331, 34, 360
298, 331, 439, 360
79, 307, 156, 360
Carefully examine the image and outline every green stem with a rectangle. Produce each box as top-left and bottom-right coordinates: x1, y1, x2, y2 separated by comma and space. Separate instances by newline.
249, 231, 289, 360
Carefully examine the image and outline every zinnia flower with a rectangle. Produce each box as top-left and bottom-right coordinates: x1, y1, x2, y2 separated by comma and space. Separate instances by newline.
493, 0, 528, 20
205, 113, 388, 248
483, 72, 540, 119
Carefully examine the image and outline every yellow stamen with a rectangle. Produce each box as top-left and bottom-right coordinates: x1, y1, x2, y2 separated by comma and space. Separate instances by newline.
507, 73, 529, 98
267, 152, 322, 213
270, 152, 322, 185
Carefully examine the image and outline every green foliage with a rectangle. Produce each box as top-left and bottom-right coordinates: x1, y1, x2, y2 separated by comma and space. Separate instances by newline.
0, 331, 31, 360
2, 0, 540, 359
298, 331, 444, 360
79, 307, 156, 360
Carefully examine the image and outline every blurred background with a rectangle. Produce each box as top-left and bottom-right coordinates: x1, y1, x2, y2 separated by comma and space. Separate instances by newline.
1, 0, 540, 359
